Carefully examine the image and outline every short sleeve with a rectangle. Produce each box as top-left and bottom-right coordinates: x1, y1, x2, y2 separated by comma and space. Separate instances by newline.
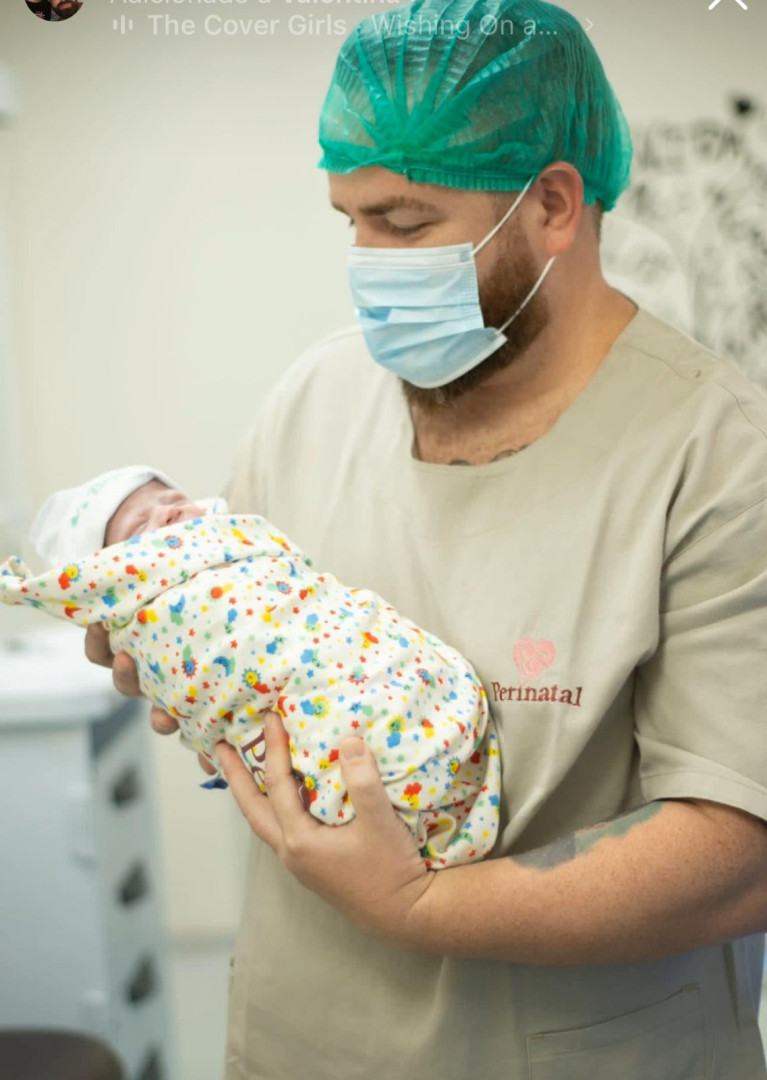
220, 331, 348, 515
635, 494, 767, 823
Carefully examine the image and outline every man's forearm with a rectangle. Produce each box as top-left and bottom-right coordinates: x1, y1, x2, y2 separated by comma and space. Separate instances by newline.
405, 798, 767, 965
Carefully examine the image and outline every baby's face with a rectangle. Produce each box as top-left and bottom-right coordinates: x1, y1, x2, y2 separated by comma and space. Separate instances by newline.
104, 481, 207, 547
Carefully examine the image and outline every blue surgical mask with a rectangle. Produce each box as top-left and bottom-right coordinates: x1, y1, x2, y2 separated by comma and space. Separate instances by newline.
347, 176, 556, 389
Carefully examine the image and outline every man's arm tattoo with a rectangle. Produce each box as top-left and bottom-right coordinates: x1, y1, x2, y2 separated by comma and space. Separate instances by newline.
510, 801, 664, 871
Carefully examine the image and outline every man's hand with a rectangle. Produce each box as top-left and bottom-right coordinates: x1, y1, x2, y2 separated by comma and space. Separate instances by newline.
84, 623, 217, 775
216, 709, 767, 964
217, 711, 436, 945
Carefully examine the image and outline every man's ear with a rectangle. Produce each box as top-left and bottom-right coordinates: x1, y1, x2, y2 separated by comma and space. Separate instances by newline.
533, 163, 584, 257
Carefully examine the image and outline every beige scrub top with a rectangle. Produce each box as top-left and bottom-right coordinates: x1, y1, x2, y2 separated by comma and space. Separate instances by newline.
223, 308, 767, 1080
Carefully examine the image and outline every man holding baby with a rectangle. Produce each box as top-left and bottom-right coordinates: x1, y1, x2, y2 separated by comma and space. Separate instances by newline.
87, 1, 767, 1077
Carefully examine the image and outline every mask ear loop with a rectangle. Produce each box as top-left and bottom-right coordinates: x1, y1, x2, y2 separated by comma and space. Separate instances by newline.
498, 255, 557, 333
472, 176, 535, 257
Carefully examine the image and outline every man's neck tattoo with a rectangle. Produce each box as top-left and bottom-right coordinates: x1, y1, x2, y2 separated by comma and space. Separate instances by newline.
448, 444, 530, 466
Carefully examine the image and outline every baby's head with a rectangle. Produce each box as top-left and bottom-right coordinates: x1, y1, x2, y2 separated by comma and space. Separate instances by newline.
31, 465, 219, 568
104, 481, 207, 547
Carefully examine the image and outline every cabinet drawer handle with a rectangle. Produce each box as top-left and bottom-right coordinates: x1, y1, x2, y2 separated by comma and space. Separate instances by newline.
118, 862, 149, 906
127, 956, 157, 1005
111, 766, 141, 807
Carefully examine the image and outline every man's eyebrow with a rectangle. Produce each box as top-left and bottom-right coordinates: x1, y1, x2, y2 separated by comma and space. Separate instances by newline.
330, 195, 442, 217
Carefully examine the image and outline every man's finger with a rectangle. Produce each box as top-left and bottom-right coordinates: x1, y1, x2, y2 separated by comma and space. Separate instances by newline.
217, 741, 282, 849
338, 737, 398, 825
112, 651, 143, 697
262, 712, 310, 832
148, 705, 180, 735
84, 623, 114, 668
198, 752, 217, 776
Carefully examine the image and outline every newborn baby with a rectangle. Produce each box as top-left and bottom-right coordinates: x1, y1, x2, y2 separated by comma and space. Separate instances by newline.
1, 466, 501, 868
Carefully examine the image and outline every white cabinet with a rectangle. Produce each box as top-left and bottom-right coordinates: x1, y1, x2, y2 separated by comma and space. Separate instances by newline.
0, 626, 175, 1080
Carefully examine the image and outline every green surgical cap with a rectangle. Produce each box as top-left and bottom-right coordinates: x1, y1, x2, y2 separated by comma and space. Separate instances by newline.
317, 0, 632, 210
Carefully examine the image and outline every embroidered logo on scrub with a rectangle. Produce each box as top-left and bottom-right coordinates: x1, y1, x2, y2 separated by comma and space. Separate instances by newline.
492, 638, 583, 708
513, 638, 555, 677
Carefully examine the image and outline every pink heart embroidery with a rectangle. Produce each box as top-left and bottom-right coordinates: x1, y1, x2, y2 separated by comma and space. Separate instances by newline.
513, 638, 556, 678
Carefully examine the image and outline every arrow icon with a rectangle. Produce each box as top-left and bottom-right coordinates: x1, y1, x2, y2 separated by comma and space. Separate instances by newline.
583, 17, 595, 31
708, 0, 748, 8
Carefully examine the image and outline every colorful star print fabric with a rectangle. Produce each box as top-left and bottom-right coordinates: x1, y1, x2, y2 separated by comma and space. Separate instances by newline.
1, 513, 501, 867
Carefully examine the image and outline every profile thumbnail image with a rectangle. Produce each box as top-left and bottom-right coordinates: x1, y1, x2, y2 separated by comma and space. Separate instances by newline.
26, 0, 83, 21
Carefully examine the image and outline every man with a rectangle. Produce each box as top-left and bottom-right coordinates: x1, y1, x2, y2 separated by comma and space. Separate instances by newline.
87, 0, 767, 1076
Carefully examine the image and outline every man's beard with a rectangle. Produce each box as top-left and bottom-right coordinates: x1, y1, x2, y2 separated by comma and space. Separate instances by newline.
400, 229, 550, 412
52, 0, 80, 15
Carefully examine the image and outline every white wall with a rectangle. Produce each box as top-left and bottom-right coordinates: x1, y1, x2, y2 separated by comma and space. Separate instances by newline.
0, 0, 764, 938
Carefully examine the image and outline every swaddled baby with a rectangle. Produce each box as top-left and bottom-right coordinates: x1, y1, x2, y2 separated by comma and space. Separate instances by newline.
0, 467, 501, 868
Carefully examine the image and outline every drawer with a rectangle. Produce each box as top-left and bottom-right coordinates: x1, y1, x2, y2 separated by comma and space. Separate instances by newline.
110, 952, 172, 1080
104, 894, 164, 994
91, 710, 162, 893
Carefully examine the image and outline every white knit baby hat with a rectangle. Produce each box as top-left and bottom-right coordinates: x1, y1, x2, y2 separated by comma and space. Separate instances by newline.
29, 465, 227, 567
